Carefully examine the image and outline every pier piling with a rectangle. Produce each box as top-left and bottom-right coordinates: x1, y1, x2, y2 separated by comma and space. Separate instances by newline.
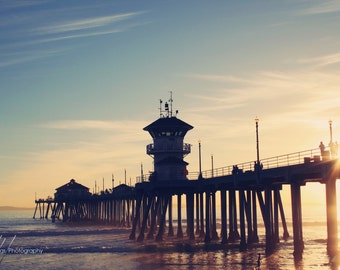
325, 176, 338, 257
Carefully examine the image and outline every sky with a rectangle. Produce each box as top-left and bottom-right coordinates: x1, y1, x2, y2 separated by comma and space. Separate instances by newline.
1, 0, 340, 208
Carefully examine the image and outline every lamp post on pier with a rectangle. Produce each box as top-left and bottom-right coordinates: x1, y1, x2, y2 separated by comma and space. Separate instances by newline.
255, 117, 260, 166
328, 120, 337, 158
329, 120, 333, 144
211, 154, 214, 178
198, 140, 202, 179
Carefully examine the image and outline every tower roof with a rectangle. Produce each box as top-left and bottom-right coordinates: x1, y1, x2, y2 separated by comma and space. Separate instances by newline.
143, 116, 193, 132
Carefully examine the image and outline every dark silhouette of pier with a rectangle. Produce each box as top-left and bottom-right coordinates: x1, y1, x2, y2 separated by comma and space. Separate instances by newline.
34, 180, 135, 226
34, 96, 340, 259
129, 149, 339, 257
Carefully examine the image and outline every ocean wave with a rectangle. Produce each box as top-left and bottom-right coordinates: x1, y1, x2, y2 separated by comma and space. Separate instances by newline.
41, 245, 134, 254
0, 228, 129, 238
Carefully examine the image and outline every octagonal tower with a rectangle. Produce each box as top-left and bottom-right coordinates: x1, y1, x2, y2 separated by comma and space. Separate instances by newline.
144, 94, 193, 182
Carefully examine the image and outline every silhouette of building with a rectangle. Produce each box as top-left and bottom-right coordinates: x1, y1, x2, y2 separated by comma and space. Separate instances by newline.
54, 179, 91, 201
143, 94, 193, 181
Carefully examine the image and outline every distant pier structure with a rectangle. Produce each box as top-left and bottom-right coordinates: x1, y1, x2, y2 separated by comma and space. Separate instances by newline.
34, 95, 340, 259
34, 179, 136, 226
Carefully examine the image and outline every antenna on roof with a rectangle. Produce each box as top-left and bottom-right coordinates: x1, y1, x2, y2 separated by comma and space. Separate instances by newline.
159, 99, 163, 118
164, 101, 169, 117
169, 91, 173, 117
158, 92, 177, 118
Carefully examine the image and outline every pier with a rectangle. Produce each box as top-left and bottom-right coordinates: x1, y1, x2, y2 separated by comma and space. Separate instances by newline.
129, 148, 339, 258
34, 97, 340, 258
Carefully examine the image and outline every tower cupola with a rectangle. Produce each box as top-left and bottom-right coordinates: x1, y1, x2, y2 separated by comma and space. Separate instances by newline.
144, 93, 193, 182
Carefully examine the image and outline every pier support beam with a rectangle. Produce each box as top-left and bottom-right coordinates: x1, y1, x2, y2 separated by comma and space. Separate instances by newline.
168, 196, 174, 237
265, 188, 275, 254
245, 190, 253, 244
273, 189, 280, 244
177, 194, 183, 238
199, 192, 205, 238
204, 191, 211, 243
147, 196, 159, 240
239, 189, 247, 251
211, 191, 219, 240
228, 189, 239, 241
195, 193, 200, 235
325, 177, 338, 257
220, 189, 228, 243
137, 195, 154, 242
252, 190, 259, 242
278, 191, 289, 239
156, 196, 170, 242
291, 183, 304, 258
186, 193, 195, 240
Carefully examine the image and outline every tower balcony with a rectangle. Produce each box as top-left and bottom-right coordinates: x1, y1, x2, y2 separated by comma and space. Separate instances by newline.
146, 143, 191, 156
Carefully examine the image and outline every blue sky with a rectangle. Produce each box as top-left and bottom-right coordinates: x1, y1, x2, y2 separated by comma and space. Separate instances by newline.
1, 0, 340, 207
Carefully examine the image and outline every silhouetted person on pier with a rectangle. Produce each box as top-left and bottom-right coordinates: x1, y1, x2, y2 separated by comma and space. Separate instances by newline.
232, 165, 239, 175
319, 141, 325, 156
254, 161, 263, 172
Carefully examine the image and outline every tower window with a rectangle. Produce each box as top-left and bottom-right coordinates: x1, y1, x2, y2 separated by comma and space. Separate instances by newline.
156, 131, 184, 137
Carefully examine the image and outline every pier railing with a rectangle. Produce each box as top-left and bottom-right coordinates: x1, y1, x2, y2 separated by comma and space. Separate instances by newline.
136, 147, 329, 182
187, 148, 322, 180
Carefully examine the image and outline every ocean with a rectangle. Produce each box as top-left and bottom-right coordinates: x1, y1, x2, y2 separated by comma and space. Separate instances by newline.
0, 210, 338, 270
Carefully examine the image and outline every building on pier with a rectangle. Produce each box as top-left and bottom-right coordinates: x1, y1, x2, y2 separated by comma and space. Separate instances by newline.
143, 94, 193, 182
54, 179, 91, 201
51, 179, 92, 222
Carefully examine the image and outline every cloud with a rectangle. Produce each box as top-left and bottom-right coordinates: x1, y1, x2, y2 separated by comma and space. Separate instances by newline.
0, 9, 147, 68
42, 119, 145, 131
36, 28, 123, 43
0, 0, 50, 10
183, 68, 340, 128
183, 73, 249, 84
1, 136, 149, 206
34, 23, 147, 44
40, 119, 150, 147
33, 12, 144, 35
0, 48, 69, 68
1, 118, 152, 206
299, 0, 340, 15
299, 53, 340, 67
185, 71, 303, 108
